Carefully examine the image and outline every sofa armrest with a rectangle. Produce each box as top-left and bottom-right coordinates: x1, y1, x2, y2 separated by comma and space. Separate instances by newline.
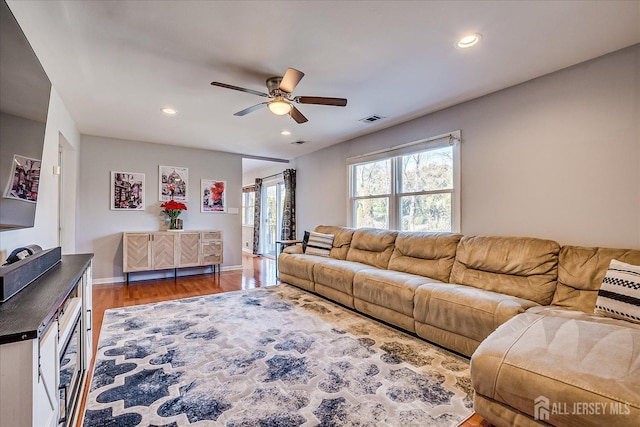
283, 245, 303, 255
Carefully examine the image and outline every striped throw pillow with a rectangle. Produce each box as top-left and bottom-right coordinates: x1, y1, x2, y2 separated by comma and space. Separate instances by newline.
305, 231, 334, 257
594, 259, 640, 324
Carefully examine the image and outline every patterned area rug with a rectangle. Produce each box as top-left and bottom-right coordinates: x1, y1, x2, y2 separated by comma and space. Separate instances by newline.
84, 285, 473, 426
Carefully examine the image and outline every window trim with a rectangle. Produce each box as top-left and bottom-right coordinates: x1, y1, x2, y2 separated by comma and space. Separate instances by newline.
347, 131, 461, 232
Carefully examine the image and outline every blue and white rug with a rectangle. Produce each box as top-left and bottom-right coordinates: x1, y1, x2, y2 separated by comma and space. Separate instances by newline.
83, 285, 473, 426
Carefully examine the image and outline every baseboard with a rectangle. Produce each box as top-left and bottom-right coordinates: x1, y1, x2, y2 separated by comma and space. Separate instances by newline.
93, 264, 244, 285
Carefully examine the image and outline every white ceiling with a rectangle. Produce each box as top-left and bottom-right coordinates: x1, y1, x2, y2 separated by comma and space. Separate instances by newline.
8, 1, 640, 167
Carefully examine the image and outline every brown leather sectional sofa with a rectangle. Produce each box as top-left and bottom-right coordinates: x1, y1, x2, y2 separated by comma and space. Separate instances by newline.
277, 225, 640, 427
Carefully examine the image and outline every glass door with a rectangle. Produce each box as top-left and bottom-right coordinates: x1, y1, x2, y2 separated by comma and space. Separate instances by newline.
261, 180, 284, 258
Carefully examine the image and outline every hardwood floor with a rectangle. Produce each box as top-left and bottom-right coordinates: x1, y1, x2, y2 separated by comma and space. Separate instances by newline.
82, 252, 489, 426
91, 253, 279, 352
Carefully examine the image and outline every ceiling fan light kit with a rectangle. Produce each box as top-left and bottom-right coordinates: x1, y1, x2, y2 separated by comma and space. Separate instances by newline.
268, 98, 292, 115
211, 67, 347, 124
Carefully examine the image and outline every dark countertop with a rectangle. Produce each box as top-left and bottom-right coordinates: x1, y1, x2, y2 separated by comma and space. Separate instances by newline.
0, 254, 93, 345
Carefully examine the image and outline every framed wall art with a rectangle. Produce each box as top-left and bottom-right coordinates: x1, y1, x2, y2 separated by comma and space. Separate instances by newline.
111, 171, 145, 210
201, 179, 226, 213
3, 154, 41, 203
159, 165, 188, 202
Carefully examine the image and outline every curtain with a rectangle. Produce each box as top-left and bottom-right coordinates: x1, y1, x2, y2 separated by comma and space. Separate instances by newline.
281, 169, 296, 240
252, 178, 262, 255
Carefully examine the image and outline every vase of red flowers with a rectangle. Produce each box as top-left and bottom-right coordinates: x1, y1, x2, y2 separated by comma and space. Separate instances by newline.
161, 200, 187, 230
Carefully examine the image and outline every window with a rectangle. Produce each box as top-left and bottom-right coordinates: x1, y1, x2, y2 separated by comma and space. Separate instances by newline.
348, 132, 460, 232
352, 159, 391, 229
241, 187, 255, 226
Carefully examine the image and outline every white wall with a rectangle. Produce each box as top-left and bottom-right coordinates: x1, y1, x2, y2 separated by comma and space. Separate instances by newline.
241, 226, 253, 253
292, 45, 640, 249
0, 88, 81, 259
77, 135, 243, 283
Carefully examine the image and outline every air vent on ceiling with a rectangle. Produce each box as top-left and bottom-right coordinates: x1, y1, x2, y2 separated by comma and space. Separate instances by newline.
291, 140, 308, 145
359, 114, 386, 124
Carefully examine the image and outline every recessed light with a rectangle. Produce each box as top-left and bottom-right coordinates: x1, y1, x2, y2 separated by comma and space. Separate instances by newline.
281, 130, 291, 136
456, 33, 482, 49
161, 107, 177, 115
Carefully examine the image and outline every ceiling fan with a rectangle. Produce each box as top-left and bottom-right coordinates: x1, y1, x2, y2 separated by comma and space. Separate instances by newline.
210, 68, 347, 124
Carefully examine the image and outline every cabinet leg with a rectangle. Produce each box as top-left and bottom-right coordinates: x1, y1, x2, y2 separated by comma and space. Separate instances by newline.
126, 273, 129, 286
174, 268, 177, 281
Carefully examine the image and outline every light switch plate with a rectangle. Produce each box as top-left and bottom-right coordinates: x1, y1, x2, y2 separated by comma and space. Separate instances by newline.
228, 207, 239, 214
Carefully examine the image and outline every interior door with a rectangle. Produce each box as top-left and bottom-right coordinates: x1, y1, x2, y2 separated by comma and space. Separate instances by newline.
261, 181, 284, 257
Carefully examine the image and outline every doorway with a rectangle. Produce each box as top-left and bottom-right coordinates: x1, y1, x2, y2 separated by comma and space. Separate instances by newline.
261, 179, 285, 258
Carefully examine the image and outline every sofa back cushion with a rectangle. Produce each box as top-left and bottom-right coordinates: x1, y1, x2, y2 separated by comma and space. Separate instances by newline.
449, 236, 560, 305
346, 228, 398, 269
553, 245, 640, 313
314, 225, 355, 260
388, 232, 463, 282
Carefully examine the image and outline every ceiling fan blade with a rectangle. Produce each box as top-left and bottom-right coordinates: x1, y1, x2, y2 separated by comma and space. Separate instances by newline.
279, 68, 305, 93
211, 81, 270, 98
234, 103, 268, 116
296, 96, 347, 107
289, 106, 308, 124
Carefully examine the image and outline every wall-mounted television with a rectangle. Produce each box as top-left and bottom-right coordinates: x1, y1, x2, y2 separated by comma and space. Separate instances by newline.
0, 0, 51, 231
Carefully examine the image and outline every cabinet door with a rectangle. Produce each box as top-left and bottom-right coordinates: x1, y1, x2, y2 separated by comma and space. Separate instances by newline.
152, 233, 178, 269
178, 232, 201, 267
123, 233, 151, 272
34, 322, 59, 427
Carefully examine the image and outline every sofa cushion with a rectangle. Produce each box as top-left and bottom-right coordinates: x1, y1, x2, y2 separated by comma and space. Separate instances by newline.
471, 312, 640, 427
353, 269, 439, 317
594, 259, 640, 323
345, 228, 398, 269
278, 252, 325, 282
553, 245, 640, 313
414, 282, 539, 344
387, 232, 462, 283
314, 225, 355, 260
449, 236, 560, 305
313, 259, 376, 298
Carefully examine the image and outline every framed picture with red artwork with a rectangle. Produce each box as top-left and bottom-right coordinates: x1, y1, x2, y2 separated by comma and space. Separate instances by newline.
201, 179, 226, 213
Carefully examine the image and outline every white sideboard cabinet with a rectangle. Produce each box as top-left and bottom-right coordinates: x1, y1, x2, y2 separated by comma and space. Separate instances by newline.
0, 254, 93, 427
123, 230, 223, 283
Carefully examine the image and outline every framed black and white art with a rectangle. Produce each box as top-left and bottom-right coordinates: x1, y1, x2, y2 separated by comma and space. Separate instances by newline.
3, 154, 41, 203
111, 171, 145, 210
159, 165, 188, 202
